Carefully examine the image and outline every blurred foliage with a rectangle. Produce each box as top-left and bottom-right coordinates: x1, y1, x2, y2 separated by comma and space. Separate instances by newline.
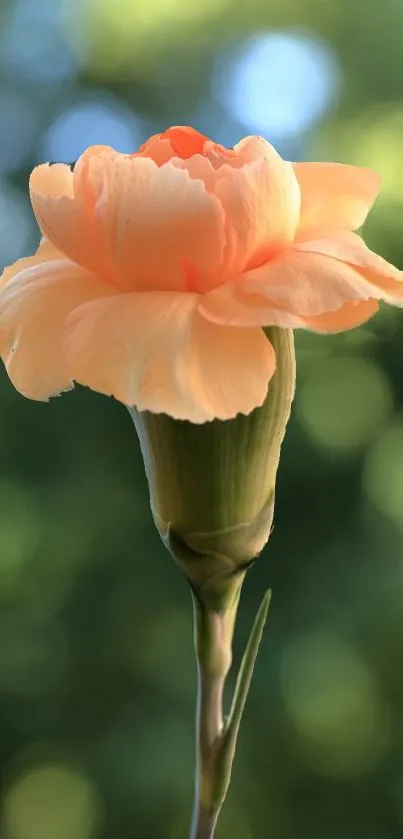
1, 0, 403, 837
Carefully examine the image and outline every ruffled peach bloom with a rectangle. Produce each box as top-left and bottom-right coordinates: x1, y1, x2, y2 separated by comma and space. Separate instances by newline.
0, 126, 402, 422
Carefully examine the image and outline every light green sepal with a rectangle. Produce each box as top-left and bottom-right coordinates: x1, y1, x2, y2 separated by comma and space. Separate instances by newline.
155, 491, 274, 611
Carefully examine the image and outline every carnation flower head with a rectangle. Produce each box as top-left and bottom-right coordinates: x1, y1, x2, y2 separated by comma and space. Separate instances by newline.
0, 125, 401, 424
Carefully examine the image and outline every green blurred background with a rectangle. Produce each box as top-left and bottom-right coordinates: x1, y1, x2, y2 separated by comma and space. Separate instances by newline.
0, 0, 403, 837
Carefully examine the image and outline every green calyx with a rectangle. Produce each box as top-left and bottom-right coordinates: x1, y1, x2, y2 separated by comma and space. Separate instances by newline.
129, 326, 295, 610
157, 493, 274, 612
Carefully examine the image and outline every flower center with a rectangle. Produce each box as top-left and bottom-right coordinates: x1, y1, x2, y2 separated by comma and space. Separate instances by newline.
136, 126, 238, 165
163, 126, 209, 158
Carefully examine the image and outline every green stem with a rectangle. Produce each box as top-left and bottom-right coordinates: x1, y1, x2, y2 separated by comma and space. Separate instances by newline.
189, 661, 221, 839
190, 803, 218, 839
190, 589, 238, 838
188, 586, 272, 839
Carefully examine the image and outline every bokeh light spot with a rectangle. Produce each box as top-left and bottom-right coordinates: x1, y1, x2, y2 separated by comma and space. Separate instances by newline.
0, 0, 80, 84
3, 763, 102, 839
69, 0, 229, 75
316, 106, 403, 212
215, 32, 340, 139
41, 97, 144, 162
363, 421, 403, 523
281, 631, 390, 777
0, 481, 42, 575
297, 355, 392, 454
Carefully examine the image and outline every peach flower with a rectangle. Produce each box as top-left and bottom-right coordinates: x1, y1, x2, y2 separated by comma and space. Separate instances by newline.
0, 126, 402, 423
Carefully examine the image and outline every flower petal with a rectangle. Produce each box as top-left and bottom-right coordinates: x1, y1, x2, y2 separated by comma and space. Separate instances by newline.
295, 229, 403, 303
30, 149, 225, 294
231, 250, 402, 316
0, 237, 63, 290
293, 162, 380, 232
172, 136, 301, 283
29, 160, 112, 281
0, 248, 115, 399
199, 281, 306, 328
64, 292, 275, 422
73, 149, 226, 293
200, 281, 380, 332
200, 246, 397, 328
303, 300, 379, 332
